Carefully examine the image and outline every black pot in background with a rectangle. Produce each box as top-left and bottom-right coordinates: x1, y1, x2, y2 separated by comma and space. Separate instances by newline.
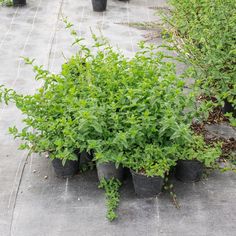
175, 160, 203, 182
13, 0, 26, 6
131, 170, 164, 198
96, 162, 124, 181
92, 0, 107, 12
223, 100, 236, 118
52, 158, 79, 178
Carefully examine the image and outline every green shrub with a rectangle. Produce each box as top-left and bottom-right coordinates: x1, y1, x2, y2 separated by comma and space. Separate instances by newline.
177, 135, 222, 167
96, 43, 199, 177
0, 33, 130, 164
0, 32, 201, 172
0, 18, 204, 173
0, 0, 13, 6
1, 63, 81, 164
165, 0, 236, 117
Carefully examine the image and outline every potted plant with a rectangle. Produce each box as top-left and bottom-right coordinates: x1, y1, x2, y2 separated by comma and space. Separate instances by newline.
91, 0, 107, 12
175, 135, 222, 182
1, 33, 121, 178
60, 33, 129, 182
0, 32, 119, 176
0, 31, 122, 178
126, 144, 178, 197
0, 60, 86, 177
107, 43, 199, 197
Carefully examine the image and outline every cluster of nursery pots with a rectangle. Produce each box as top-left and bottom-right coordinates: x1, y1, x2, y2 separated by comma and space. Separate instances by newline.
0, 32, 222, 208
52, 153, 204, 198
52, 151, 92, 178
0, 38, 222, 201
0, 0, 234, 223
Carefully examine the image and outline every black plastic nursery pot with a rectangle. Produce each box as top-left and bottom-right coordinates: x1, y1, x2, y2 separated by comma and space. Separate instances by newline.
223, 100, 236, 118
131, 170, 164, 198
175, 160, 203, 182
13, 0, 26, 7
96, 162, 124, 181
92, 0, 107, 12
52, 158, 79, 178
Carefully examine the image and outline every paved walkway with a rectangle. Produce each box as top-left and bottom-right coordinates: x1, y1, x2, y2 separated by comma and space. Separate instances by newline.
0, 1, 235, 236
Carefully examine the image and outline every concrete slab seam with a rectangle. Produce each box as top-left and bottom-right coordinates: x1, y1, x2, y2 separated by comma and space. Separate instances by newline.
0, 7, 19, 112
155, 197, 160, 235
49, 26, 58, 72
0, 1, 42, 128
12, 0, 43, 89
8, 152, 30, 236
0, 7, 19, 50
47, 0, 65, 71
5, 1, 65, 234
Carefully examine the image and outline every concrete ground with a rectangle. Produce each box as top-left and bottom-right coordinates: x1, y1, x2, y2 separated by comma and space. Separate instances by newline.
0, 0, 235, 235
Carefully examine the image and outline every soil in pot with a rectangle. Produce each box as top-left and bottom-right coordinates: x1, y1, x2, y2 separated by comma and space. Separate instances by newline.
92, 0, 107, 12
131, 170, 164, 198
96, 162, 124, 182
13, 0, 26, 6
223, 100, 236, 118
175, 160, 203, 182
52, 158, 79, 178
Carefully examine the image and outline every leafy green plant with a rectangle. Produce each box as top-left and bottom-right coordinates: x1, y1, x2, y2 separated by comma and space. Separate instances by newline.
1, 59, 79, 162
91, 45, 198, 173
98, 178, 121, 221
100, 43, 201, 177
79, 161, 95, 173
3, 66, 110, 163
0, 0, 13, 6
0, 18, 203, 174
125, 144, 178, 178
163, 0, 236, 123
61, 19, 206, 174
0, 27, 117, 164
177, 135, 222, 167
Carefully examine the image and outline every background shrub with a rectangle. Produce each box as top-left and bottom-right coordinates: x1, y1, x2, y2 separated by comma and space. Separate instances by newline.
165, 0, 236, 110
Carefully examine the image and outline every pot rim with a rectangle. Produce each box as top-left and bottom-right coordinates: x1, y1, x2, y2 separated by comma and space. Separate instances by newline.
177, 159, 202, 164
130, 169, 163, 179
